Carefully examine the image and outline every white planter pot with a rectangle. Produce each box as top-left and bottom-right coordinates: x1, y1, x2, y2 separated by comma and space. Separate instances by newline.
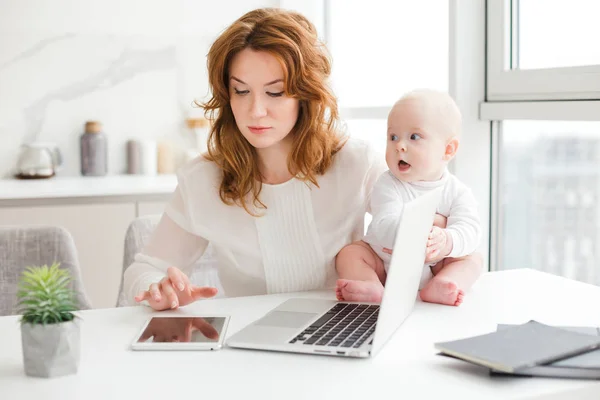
21, 320, 80, 378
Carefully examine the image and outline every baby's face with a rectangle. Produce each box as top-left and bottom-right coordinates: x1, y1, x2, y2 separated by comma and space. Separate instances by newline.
385, 99, 452, 182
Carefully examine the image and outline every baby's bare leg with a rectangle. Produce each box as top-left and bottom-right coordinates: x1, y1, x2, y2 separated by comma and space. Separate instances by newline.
420, 253, 483, 306
334, 241, 386, 303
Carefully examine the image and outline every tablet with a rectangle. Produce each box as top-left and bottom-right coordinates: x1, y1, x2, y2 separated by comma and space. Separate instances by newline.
131, 315, 230, 351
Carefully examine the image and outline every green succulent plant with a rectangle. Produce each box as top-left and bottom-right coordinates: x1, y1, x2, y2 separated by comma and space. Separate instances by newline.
17, 262, 78, 325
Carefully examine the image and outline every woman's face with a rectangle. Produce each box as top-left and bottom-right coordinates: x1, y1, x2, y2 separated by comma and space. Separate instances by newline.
229, 48, 300, 152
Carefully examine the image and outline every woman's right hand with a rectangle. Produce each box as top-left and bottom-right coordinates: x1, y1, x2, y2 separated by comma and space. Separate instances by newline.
134, 266, 218, 311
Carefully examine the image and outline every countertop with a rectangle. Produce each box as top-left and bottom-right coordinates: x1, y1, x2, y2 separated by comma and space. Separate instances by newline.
0, 174, 178, 202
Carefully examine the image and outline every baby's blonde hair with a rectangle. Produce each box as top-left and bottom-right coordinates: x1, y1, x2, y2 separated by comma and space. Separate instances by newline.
395, 89, 462, 138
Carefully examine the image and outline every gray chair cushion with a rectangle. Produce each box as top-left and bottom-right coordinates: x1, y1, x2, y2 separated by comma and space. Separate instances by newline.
116, 215, 223, 307
0, 225, 92, 316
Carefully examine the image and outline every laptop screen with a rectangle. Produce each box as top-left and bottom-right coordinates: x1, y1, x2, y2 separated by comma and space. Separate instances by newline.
370, 188, 442, 356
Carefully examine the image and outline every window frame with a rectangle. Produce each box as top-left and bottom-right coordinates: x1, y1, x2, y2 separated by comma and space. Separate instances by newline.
485, 0, 600, 271
487, 0, 600, 102
480, 100, 600, 122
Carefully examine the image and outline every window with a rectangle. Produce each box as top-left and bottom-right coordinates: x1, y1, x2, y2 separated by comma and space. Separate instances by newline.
325, 0, 449, 147
327, 0, 448, 108
285, 0, 449, 150
487, 0, 600, 101
486, 0, 600, 285
517, 0, 600, 70
342, 119, 388, 155
497, 120, 600, 285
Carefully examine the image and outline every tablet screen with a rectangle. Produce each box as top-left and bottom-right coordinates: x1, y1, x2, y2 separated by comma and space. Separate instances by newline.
136, 317, 227, 343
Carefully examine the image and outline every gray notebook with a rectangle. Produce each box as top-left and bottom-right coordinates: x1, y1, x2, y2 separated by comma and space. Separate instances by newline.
490, 324, 600, 379
434, 320, 600, 373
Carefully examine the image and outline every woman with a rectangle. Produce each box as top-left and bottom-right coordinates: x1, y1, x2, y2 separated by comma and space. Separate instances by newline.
124, 8, 480, 311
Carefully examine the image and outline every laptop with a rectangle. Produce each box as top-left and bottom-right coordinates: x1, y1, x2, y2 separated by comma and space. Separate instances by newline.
227, 187, 442, 358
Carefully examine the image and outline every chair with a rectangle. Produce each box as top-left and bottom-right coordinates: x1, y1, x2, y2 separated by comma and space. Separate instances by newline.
0, 225, 92, 316
116, 215, 224, 307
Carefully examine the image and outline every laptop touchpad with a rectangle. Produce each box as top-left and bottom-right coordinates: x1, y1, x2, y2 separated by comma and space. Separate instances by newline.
255, 311, 317, 329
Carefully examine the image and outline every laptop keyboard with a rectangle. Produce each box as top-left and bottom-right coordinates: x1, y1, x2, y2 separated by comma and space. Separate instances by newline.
288, 303, 379, 348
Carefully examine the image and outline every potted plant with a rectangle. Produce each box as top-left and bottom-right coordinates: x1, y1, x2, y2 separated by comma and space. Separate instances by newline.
17, 262, 81, 378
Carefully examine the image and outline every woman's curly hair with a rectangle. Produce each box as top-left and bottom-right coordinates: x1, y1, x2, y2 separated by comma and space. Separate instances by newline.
199, 8, 346, 215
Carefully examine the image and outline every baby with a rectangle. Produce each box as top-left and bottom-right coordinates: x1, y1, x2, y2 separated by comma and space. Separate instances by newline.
335, 89, 482, 306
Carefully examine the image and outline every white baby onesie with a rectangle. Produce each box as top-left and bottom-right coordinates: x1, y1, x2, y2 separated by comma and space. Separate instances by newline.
363, 169, 481, 288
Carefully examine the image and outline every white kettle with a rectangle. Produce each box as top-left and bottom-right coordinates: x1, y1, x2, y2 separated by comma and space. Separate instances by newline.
15, 143, 63, 179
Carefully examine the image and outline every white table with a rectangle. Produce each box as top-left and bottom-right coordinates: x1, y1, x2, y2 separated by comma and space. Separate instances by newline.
1, 269, 600, 400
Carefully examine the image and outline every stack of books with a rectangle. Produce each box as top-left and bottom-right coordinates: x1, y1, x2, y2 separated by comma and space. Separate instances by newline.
434, 320, 600, 379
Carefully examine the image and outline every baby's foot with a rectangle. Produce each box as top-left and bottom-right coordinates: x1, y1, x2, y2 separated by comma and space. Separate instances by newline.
419, 277, 464, 306
336, 279, 384, 303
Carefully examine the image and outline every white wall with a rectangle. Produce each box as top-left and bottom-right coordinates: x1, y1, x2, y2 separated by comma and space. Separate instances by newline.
0, 0, 277, 178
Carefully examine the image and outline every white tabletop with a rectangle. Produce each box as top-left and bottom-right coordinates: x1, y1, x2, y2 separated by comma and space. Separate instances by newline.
1, 269, 600, 400
0, 174, 177, 201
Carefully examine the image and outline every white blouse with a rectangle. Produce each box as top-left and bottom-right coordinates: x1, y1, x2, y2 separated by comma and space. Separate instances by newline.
122, 137, 386, 305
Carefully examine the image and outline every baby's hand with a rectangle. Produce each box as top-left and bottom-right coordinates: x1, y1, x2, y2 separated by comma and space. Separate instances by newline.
425, 226, 451, 263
